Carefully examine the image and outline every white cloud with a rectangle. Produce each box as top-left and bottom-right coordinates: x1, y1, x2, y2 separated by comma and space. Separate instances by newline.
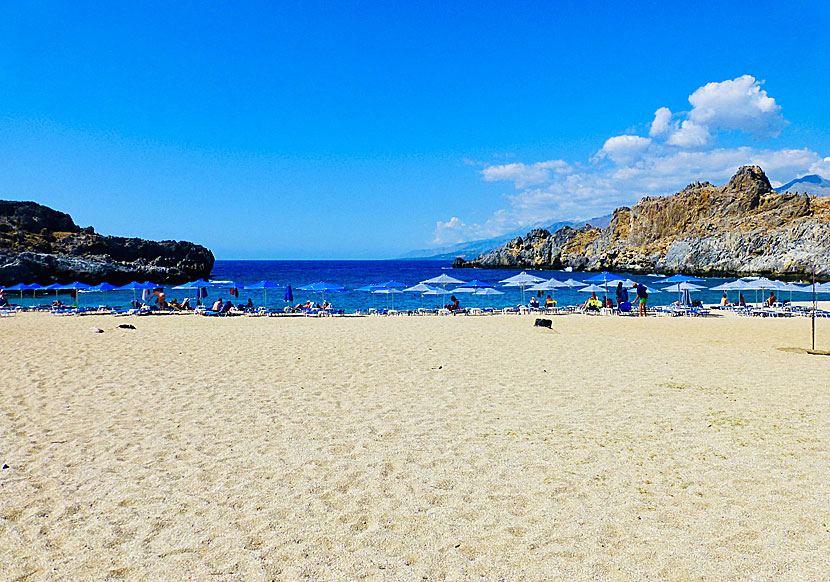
810, 157, 830, 177
433, 75, 826, 245
687, 75, 786, 138
666, 120, 710, 148
433, 216, 470, 244
649, 107, 673, 137
481, 160, 570, 189
599, 135, 652, 165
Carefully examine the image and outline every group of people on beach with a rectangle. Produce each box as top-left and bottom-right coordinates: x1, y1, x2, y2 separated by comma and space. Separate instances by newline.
580, 282, 649, 315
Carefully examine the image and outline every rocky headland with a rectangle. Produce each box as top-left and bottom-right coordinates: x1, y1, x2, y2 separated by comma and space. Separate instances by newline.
453, 166, 830, 279
0, 200, 214, 285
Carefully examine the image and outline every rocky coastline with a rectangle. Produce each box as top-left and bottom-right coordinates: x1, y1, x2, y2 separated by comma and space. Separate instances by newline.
453, 166, 830, 280
0, 201, 214, 285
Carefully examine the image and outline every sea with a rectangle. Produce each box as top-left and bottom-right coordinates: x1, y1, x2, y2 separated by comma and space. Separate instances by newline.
7, 260, 784, 311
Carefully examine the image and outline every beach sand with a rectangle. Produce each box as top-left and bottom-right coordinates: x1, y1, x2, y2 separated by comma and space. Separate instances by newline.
1, 312, 829, 580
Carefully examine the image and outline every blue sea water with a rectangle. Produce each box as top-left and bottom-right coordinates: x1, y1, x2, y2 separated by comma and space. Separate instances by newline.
7, 260, 779, 310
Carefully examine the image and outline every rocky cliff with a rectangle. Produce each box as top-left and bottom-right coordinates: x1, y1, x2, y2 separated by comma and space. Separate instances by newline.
454, 166, 830, 279
0, 201, 214, 285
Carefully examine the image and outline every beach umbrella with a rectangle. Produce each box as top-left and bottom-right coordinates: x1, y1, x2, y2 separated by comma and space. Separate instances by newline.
356, 284, 384, 310
499, 271, 544, 284
423, 274, 466, 285
663, 282, 704, 306
55, 281, 93, 306
213, 280, 247, 301
585, 271, 626, 304
526, 278, 567, 307
43, 282, 63, 300
173, 278, 213, 289
423, 274, 466, 308
774, 281, 813, 304
243, 280, 284, 307
528, 278, 567, 290
403, 283, 439, 309
377, 280, 407, 288
662, 282, 705, 292
5, 282, 41, 301
118, 280, 158, 303
654, 273, 705, 285
403, 283, 438, 293
560, 278, 587, 288
298, 281, 345, 303
284, 285, 294, 303
739, 277, 780, 305
462, 279, 494, 288
578, 284, 609, 294
372, 287, 403, 309
89, 282, 120, 306
500, 271, 545, 304
475, 287, 504, 296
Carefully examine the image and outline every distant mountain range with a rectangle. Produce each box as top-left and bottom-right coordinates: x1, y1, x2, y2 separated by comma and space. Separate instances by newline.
401, 214, 613, 260
775, 174, 830, 196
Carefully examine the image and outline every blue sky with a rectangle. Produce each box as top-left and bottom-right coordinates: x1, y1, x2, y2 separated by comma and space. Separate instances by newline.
2, 1, 828, 258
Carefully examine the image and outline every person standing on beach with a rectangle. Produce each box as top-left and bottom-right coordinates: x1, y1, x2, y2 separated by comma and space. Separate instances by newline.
632, 282, 648, 316
615, 282, 628, 306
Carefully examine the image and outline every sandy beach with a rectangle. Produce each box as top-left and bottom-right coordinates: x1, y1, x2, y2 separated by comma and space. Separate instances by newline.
2, 311, 829, 580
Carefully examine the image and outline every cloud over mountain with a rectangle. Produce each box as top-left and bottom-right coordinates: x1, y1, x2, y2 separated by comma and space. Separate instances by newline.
433, 75, 826, 245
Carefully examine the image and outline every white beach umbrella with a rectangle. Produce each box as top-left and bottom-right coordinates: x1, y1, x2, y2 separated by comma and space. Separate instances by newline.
578, 284, 608, 294
422, 275, 466, 307
422, 274, 466, 285
500, 271, 545, 305
662, 282, 705, 292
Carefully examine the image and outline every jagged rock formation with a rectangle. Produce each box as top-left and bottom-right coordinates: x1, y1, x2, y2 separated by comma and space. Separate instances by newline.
0, 200, 214, 285
454, 166, 830, 279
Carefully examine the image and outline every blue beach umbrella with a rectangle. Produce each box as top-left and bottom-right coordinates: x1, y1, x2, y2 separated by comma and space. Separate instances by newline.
89, 282, 120, 306
55, 281, 93, 306
284, 285, 294, 303
377, 280, 407, 288
173, 278, 213, 289
43, 282, 63, 299
463, 279, 494, 288
6, 282, 42, 301
244, 280, 284, 307
118, 280, 158, 302
357, 284, 384, 309
654, 274, 705, 285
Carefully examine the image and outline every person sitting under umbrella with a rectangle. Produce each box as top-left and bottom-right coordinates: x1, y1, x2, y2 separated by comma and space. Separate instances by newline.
581, 292, 601, 311
445, 295, 460, 311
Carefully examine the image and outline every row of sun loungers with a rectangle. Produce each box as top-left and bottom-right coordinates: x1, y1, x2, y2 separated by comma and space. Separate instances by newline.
3, 303, 830, 319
